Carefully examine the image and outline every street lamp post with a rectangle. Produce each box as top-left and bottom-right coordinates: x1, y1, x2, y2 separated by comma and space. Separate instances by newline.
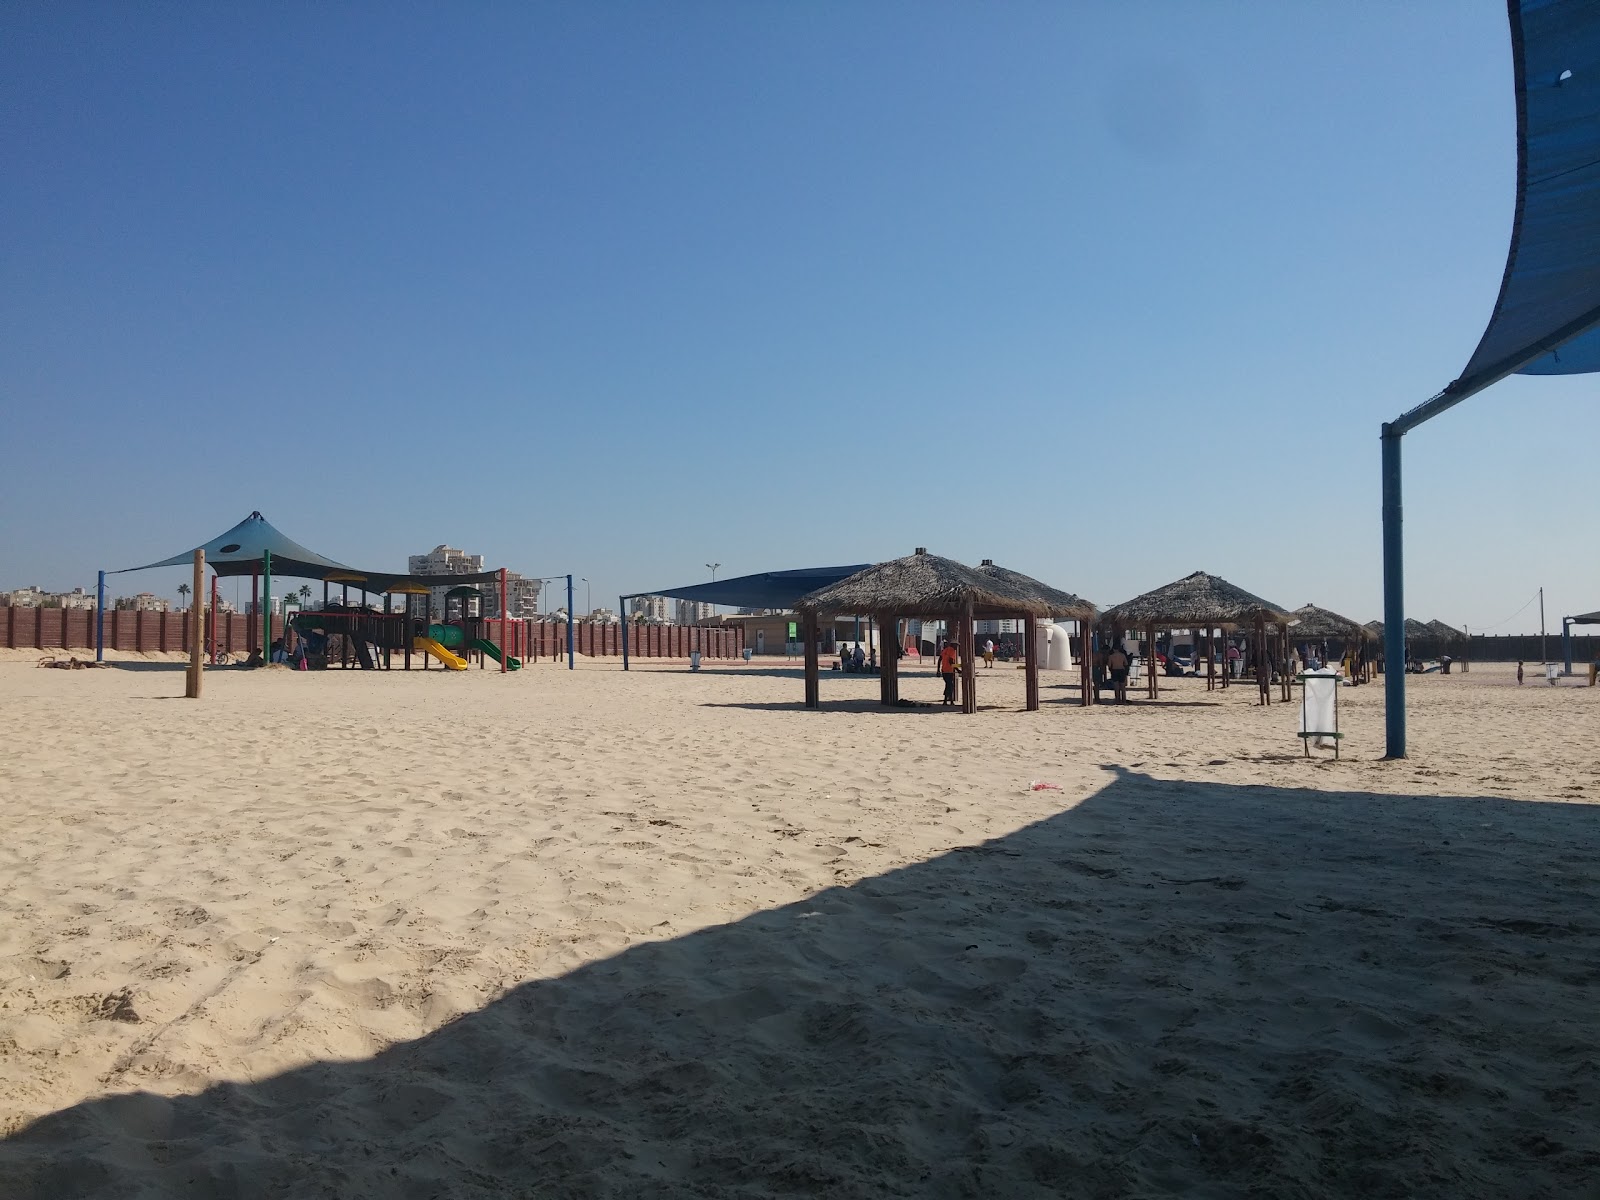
706, 563, 721, 581
580, 577, 591, 616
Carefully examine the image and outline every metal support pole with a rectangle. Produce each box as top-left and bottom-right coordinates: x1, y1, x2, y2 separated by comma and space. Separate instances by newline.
1539, 587, 1546, 664
566, 574, 575, 669
1563, 618, 1573, 676
95, 569, 106, 662
1381, 425, 1407, 758
621, 598, 630, 670
210, 573, 218, 665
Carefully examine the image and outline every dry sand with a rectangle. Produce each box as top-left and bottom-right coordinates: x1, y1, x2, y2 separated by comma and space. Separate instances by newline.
0, 657, 1596, 1197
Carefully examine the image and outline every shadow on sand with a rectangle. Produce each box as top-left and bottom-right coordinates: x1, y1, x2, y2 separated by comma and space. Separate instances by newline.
3, 770, 1597, 1198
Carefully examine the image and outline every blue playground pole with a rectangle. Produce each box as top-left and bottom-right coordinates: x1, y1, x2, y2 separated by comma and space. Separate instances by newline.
620, 596, 630, 670
1381, 425, 1407, 758
567, 574, 575, 669
96, 570, 106, 662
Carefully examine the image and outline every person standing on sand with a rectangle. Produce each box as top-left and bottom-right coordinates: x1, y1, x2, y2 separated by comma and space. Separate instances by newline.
1108, 644, 1130, 703
983, 637, 995, 668
1517, 661, 1524, 686
939, 638, 960, 705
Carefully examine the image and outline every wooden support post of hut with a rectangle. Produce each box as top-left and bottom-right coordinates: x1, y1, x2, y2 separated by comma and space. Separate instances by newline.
1147, 622, 1158, 700
800, 614, 825, 710
1024, 616, 1040, 711
878, 611, 899, 706
802, 610, 820, 709
1254, 613, 1270, 705
1078, 620, 1093, 707
959, 599, 977, 714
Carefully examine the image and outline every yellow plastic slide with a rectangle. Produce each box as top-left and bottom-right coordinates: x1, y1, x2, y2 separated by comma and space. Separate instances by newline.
414, 636, 468, 670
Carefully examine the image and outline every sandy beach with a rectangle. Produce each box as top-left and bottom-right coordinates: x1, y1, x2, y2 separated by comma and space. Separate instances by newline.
0, 658, 1596, 1197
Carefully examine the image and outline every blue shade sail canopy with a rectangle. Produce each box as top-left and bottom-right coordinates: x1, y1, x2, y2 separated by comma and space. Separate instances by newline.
116, 512, 355, 580
1452, 0, 1600, 393
624, 565, 873, 611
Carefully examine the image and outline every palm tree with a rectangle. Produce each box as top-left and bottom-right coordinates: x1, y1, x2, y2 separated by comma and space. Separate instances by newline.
177, 583, 190, 610
298, 585, 312, 608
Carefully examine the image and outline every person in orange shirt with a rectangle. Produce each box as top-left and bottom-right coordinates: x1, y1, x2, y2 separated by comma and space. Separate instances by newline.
939, 639, 960, 705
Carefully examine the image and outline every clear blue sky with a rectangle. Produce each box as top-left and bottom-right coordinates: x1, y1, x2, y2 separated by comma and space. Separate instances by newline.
3, 2, 1594, 632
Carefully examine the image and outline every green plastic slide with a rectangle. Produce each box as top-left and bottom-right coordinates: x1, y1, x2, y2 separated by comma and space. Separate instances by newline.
472, 638, 522, 670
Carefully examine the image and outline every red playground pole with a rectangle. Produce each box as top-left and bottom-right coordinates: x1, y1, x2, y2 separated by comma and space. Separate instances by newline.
500, 567, 508, 675
209, 574, 218, 665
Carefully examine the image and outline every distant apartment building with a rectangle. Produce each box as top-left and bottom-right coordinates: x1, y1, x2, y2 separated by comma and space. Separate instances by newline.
408, 544, 484, 619
2, 586, 49, 608
115, 592, 171, 613
630, 595, 669, 623
2, 585, 97, 609
484, 571, 541, 621
587, 607, 619, 625
675, 599, 716, 625
408, 545, 541, 620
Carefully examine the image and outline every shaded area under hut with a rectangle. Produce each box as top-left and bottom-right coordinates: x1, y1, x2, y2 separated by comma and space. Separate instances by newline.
795, 549, 1052, 714
1100, 571, 1292, 705
975, 559, 1098, 706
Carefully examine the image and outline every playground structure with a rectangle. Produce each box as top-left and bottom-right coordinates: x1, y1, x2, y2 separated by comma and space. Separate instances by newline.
105, 512, 533, 679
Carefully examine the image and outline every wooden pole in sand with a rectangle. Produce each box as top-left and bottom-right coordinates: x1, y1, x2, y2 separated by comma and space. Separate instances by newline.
960, 599, 977, 714
186, 550, 205, 698
1024, 613, 1040, 712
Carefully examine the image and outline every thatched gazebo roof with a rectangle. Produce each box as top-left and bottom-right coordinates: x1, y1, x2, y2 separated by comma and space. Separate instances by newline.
1364, 618, 1432, 641
1425, 619, 1465, 647
1285, 603, 1371, 640
797, 549, 1050, 620
1101, 571, 1289, 628
974, 560, 1096, 621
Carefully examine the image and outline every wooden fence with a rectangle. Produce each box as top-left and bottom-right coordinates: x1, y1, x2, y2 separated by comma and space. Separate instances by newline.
0, 608, 743, 660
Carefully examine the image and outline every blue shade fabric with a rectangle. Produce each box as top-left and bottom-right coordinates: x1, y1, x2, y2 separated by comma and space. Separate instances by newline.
116, 511, 518, 589
1453, 0, 1600, 393
625, 566, 872, 611
116, 512, 354, 579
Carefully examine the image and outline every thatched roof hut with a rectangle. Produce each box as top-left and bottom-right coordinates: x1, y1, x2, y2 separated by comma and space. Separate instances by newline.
1285, 603, 1371, 641
1425, 619, 1465, 649
1364, 618, 1432, 642
797, 550, 1050, 620
974, 560, 1096, 621
795, 549, 1056, 714
1100, 572, 1291, 705
1101, 571, 1289, 628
